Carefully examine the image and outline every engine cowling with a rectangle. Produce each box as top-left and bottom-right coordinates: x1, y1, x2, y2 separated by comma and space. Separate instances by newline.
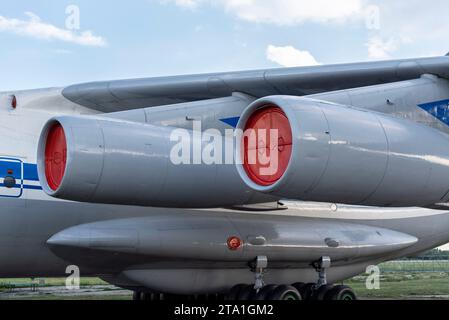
236, 96, 449, 207
37, 116, 273, 208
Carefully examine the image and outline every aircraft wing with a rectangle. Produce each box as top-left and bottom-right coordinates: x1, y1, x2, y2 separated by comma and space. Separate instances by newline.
62, 56, 449, 113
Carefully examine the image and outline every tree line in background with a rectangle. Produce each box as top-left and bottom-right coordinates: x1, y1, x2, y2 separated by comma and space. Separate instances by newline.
403, 249, 449, 260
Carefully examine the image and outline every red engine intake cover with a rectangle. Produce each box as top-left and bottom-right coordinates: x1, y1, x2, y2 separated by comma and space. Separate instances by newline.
45, 123, 67, 191
243, 106, 292, 186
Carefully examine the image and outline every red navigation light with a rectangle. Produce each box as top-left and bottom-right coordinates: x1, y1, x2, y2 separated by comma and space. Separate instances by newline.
227, 236, 243, 251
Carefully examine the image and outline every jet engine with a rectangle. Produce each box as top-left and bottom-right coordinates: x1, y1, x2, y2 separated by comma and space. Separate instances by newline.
36, 116, 271, 208
236, 96, 449, 207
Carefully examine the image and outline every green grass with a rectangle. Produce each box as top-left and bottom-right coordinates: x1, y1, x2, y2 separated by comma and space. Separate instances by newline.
0, 277, 107, 290
346, 272, 449, 299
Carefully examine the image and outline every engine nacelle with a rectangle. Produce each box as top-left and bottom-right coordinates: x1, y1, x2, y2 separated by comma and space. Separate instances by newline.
37, 116, 272, 208
236, 96, 449, 207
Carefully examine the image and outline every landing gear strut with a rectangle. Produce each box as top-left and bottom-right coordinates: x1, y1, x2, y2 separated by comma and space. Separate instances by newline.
250, 255, 268, 292
227, 255, 302, 301
312, 256, 331, 287
302, 256, 357, 301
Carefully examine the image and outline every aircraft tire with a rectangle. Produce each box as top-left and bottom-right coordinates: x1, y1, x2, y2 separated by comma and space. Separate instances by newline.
297, 283, 315, 301
267, 285, 301, 301
226, 284, 247, 300
132, 291, 142, 301
311, 285, 334, 301
152, 293, 163, 301
237, 285, 257, 300
291, 282, 305, 291
141, 292, 152, 301
325, 285, 357, 300
255, 285, 278, 300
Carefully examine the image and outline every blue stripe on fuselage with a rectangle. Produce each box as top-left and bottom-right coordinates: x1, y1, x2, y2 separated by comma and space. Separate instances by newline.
0, 160, 42, 191
23, 163, 39, 181
0, 162, 39, 181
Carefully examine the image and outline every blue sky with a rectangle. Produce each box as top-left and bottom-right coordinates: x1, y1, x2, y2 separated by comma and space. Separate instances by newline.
1, 0, 449, 90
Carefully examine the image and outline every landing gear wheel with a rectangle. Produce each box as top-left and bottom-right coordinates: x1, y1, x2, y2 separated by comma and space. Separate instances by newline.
133, 291, 142, 301
151, 293, 162, 301
227, 284, 247, 300
268, 285, 301, 300
291, 282, 305, 291
255, 285, 278, 300
238, 285, 257, 300
141, 292, 152, 301
311, 284, 334, 301
297, 283, 315, 301
325, 285, 357, 300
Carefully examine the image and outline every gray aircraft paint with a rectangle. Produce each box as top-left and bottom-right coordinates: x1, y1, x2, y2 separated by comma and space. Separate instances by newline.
309, 74, 449, 134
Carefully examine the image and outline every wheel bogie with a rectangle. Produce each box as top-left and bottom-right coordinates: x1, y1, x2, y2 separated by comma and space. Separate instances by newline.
132, 283, 357, 301
255, 284, 278, 300
237, 285, 257, 300
326, 285, 357, 301
311, 284, 334, 301
268, 285, 302, 301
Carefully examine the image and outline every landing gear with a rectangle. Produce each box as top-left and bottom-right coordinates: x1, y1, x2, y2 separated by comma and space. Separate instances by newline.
227, 284, 248, 300
292, 282, 314, 300
225, 255, 357, 301
245, 255, 300, 300
267, 285, 301, 300
236, 285, 257, 300
133, 291, 226, 301
255, 285, 278, 300
133, 255, 356, 301
227, 284, 302, 301
312, 256, 331, 287
325, 285, 357, 300
133, 291, 141, 301
133, 291, 164, 301
294, 256, 357, 301
250, 255, 268, 291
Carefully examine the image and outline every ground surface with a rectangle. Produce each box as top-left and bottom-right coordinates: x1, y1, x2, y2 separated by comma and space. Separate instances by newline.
347, 272, 449, 299
1, 261, 449, 300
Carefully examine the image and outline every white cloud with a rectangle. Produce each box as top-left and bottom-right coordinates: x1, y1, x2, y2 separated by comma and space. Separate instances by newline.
163, 0, 449, 60
0, 12, 106, 47
165, 0, 364, 25
161, 0, 204, 9
366, 36, 398, 60
363, 1, 449, 59
267, 45, 320, 67
222, 0, 364, 26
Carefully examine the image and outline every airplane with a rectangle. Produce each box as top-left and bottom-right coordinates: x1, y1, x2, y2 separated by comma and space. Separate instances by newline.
3, 55, 449, 301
